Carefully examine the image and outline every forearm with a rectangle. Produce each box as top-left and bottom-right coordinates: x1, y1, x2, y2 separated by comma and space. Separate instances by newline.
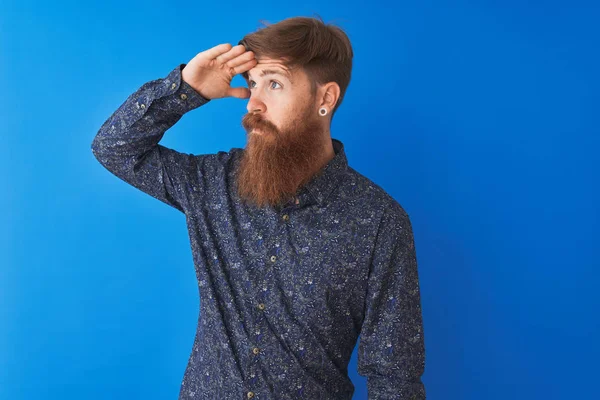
91, 63, 209, 179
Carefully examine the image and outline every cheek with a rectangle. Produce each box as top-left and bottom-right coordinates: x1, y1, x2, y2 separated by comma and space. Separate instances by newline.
270, 107, 291, 130
267, 94, 306, 129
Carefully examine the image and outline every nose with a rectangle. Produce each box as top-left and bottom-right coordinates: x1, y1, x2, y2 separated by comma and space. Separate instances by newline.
246, 93, 266, 114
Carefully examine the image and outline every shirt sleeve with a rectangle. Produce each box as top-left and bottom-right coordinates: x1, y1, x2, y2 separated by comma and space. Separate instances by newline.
357, 208, 426, 399
91, 63, 213, 214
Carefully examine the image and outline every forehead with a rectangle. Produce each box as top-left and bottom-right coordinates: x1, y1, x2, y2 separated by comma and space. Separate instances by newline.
246, 58, 295, 83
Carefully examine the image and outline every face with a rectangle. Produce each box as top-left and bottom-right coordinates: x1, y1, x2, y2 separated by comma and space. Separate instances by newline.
236, 57, 330, 209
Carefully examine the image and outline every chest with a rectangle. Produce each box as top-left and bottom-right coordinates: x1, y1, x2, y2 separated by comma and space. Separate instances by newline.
199, 200, 380, 318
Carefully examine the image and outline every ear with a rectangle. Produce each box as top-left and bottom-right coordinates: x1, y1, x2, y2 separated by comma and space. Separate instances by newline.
319, 82, 341, 113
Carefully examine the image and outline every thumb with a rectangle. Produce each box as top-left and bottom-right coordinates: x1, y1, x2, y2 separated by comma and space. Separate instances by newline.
228, 87, 251, 99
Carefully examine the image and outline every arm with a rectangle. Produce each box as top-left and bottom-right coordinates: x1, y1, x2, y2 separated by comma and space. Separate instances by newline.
357, 208, 426, 399
91, 63, 211, 214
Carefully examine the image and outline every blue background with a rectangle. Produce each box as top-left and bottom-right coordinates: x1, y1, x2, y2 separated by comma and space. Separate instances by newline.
2, 1, 598, 399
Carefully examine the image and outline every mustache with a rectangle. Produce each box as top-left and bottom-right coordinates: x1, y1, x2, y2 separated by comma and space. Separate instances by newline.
242, 113, 278, 134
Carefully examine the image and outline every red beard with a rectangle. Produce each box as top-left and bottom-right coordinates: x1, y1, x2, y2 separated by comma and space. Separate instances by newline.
236, 105, 328, 209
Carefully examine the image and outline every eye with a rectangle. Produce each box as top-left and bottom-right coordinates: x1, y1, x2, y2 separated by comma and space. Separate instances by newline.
248, 80, 282, 90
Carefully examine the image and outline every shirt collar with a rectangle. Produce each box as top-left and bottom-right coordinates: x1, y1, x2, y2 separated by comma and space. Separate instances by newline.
301, 137, 348, 206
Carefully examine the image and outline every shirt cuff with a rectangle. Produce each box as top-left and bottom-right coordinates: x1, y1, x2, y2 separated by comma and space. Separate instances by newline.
154, 63, 211, 114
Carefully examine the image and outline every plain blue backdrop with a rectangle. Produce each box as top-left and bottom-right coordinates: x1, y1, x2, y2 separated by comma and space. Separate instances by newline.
2, 1, 598, 399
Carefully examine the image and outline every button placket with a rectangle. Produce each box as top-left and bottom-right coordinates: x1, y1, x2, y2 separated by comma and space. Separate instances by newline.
280, 196, 300, 223
246, 218, 285, 398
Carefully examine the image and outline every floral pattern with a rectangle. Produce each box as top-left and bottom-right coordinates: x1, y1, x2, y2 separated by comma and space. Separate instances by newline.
91, 64, 426, 399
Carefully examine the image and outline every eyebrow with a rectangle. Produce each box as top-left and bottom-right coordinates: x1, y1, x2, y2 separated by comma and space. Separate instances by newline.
246, 69, 293, 83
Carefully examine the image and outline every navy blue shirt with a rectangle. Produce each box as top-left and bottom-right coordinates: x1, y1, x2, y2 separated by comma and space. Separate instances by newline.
91, 64, 426, 399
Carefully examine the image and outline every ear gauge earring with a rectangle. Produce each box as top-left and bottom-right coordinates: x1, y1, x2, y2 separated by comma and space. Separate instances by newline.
319, 107, 328, 116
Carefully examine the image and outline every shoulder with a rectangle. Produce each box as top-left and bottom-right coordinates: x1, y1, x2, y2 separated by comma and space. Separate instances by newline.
342, 166, 410, 222
339, 167, 415, 247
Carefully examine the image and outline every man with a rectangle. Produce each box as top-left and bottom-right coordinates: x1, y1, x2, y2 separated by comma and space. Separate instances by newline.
91, 16, 426, 400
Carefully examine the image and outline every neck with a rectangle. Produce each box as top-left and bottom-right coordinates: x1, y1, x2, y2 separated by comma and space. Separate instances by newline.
310, 135, 335, 178
322, 134, 335, 162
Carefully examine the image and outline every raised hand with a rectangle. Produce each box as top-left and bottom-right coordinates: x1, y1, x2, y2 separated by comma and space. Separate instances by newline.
181, 43, 257, 100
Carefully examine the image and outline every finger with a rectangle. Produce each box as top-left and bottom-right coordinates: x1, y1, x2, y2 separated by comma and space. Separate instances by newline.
232, 59, 258, 76
227, 86, 251, 99
217, 44, 247, 65
202, 43, 233, 60
227, 49, 255, 68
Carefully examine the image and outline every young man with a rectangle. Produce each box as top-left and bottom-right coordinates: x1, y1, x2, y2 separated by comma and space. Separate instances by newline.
91, 16, 426, 400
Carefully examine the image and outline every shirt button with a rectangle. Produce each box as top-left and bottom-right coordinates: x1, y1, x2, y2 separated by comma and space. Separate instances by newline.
140, 103, 146, 109
270, 255, 276, 263
252, 347, 260, 355
282, 214, 289, 221
247, 392, 255, 398
180, 93, 188, 100
171, 82, 176, 90
258, 303, 265, 310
